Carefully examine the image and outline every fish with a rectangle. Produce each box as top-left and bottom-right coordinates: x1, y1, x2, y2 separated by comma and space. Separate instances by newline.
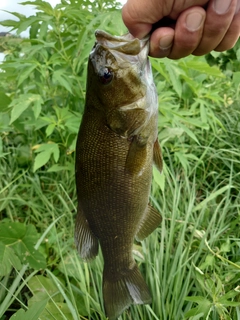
75, 30, 163, 320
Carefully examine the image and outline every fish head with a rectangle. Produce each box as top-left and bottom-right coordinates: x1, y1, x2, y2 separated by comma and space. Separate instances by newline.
86, 30, 157, 116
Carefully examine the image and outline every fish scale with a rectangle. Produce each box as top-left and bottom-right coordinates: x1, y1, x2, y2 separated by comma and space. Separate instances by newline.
75, 30, 163, 320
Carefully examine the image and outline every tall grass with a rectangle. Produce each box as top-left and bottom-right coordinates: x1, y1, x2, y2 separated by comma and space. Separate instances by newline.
1, 136, 239, 319
0, 0, 239, 319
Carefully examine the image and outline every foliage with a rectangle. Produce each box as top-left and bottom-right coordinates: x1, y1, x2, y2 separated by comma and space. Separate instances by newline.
0, 0, 240, 320
206, 38, 240, 74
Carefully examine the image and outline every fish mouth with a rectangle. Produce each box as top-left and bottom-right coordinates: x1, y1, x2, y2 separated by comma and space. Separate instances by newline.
94, 30, 149, 58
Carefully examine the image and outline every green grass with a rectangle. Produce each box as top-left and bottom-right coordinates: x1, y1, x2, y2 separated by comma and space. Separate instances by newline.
1, 129, 240, 319
0, 1, 239, 319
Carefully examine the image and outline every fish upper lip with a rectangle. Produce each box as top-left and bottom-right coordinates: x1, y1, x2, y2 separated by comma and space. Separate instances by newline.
95, 29, 150, 42
94, 29, 149, 56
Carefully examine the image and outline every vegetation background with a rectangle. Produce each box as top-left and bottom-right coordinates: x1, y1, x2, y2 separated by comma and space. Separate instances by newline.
0, 0, 240, 319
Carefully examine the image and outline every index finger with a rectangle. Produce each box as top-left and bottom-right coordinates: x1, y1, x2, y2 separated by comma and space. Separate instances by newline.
122, 0, 166, 38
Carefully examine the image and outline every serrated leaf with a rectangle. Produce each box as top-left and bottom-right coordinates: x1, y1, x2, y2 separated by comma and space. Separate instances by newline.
181, 58, 224, 77
33, 143, 60, 171
180, 124, 199, 144
21, 1, 54, 15
10, 96, 32, 124
52, 70, 73, 93
185, 296, 212, 319
164, 60, 183, 97
18, 64, 37, 86
9, 94, 43, 123
175, 151, 189, 172
0, 19, 19, 27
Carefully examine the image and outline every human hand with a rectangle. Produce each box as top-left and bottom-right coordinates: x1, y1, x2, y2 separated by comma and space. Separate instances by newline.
122, 0, 240, 59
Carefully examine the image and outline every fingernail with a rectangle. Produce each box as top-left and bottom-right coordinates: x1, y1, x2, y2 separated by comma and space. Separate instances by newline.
213, 0, 232, 14
236, 0, 240, 13
186, 12, 204, 31
159, 35, 174, 50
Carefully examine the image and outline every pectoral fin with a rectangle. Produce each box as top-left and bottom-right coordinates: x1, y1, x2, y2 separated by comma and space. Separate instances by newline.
75, 204, 99, 261
136, 204, 162, 241
107, 108, 147, 137
153, 139, 163, 173
125, 135, 148, 176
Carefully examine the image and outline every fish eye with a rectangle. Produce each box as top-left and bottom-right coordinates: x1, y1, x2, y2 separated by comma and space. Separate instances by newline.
98, 67, 113, 85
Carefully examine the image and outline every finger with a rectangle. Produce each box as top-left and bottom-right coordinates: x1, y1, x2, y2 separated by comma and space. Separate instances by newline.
122, 0, 208, 39
149, 27, 175, 58
193, 0, 238, 55
215, 5, 240, 51
122, 0, 166, 39
168, 7, 206, 59
149, 7, 206, 59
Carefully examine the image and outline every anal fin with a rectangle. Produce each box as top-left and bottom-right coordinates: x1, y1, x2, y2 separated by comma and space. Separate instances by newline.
136, 204, 162, 241
153, 138, 163, 172
74, 204, 99, 261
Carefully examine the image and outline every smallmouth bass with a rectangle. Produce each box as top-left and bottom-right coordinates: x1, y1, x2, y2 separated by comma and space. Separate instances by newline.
75, 30, 163, 320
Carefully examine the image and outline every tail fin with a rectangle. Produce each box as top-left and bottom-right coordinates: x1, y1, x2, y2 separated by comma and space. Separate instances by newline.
103, 263, 151, 320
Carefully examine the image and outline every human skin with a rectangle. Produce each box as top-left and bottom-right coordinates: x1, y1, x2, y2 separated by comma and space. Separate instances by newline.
122, 0, 240, 59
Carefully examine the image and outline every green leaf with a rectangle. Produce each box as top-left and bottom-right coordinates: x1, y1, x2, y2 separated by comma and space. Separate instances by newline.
158, 128, 184, 141
175, 151, 189, 172
47, 164, 72, 172
180, 124, 200, 144
9, 94, 43, 123
33, 143, 60, 171
0, 222, 46, 270
233, 72, 240, 87
28, 275, 62, 303
185, 296, 212, 319
32, 95, 44, 119
18, 64, 37, 86
27, 275, 77, 319
21, 1, 54, 15
9, 299, 48, 320
46, 123, 56, 136
52, 70, 73, 93
153, 166, 165, 192
181, 58, 224, 77
164, 59, 183, 97
33, 150, 51, 171
0, 92, 11, 112
0, 242, 21, 276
